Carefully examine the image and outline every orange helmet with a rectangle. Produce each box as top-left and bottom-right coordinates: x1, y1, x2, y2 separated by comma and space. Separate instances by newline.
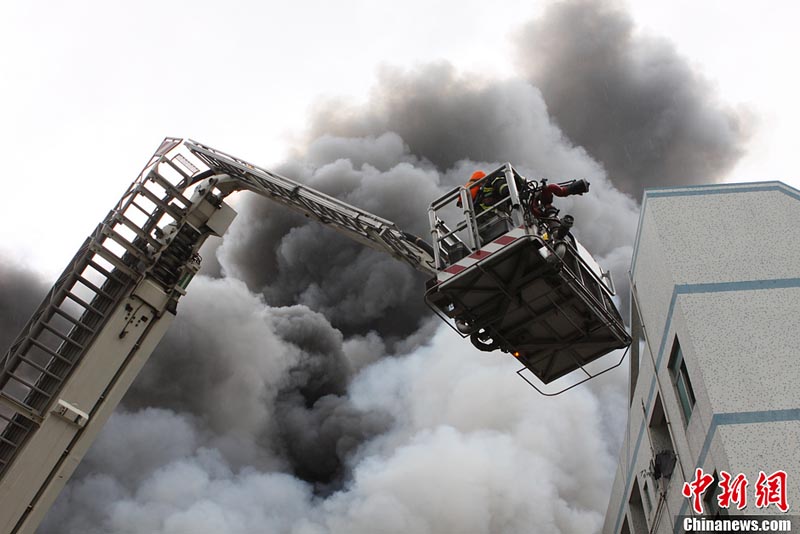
469, 170, 486, 182
467, 170, 485, 199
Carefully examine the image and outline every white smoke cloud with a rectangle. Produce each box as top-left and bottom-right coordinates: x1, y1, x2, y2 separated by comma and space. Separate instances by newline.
45, 326, 627, 534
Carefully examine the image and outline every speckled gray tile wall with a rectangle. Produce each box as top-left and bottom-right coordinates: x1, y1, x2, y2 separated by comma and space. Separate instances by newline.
680, 289, 800, 414
604, 183, 800, 533
716, 422, 800, 513
642, 187, 800, 285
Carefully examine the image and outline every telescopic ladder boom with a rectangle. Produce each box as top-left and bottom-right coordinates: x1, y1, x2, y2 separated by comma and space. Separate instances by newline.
184, 140, 437, 275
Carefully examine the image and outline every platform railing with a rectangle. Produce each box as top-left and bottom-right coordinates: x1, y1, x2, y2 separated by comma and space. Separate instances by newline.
427, 164, 529, 268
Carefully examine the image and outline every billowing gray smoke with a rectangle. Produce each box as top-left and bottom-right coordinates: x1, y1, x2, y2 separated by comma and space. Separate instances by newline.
515, 0, 752, 196
4, 1, 751, 532
216, 143, 441, 341
219, 74, 640, 340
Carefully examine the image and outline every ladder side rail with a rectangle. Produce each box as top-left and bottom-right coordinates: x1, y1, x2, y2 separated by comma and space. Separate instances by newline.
187, 142, 436, 274
192, 147, 397, 230
187, 141, 396, 222
225, 172, 437, 273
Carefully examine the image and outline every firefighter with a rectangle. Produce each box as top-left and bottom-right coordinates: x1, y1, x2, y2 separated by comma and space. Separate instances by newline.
477, 172, 512, 212
462, 170, 519, 243
458, 170, 512, 213
457, 170, 486, 207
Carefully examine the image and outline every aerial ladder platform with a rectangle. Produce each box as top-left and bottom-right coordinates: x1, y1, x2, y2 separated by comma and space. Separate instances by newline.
0, 138, 629, 533
423, 166, 630, 390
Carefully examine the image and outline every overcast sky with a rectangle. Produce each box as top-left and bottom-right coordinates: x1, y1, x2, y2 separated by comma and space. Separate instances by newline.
1, 0, 798, 279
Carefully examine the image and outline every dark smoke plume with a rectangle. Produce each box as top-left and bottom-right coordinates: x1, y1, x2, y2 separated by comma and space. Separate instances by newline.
217, 136, 441, 342
305, 66, 606, 182
120, 276, 382, 480
274, 392, 392, 489
218, 74, 639, 343
515, 0, 752, 196
0, 261, 48, 354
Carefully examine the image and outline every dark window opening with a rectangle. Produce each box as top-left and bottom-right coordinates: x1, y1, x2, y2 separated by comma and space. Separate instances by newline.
645, 392, 678, 529
628, 478, 648, 533
629, 296, 644, 406
649, 393, 676, 469
642, 479, 653, 514
703, 470, 729, 518
668, 337, 696, 424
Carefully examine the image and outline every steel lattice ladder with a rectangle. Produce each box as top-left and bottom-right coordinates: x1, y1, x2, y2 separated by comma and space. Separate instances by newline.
0, 138, 239, 533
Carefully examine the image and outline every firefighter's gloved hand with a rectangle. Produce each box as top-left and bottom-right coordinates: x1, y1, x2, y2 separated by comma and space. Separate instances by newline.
566, 179, 590, 195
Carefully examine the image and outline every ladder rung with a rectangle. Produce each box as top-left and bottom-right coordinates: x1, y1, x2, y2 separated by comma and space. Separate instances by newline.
75, 274, 115, 300
17, 354, 63, 382
0, 410, 32, 430
0, 434, 18, 448
64, 292, 106, 318
28, 338, 73, 365
6, 373, 51, 398
113, 212, 162, 247
87, 258, 113, 278
101, 226, 150, 264
162, 158, 192, 182
51, 307, 96, 334
149, 171, 192, 207
130, 200, 154, 219
89, 244, 139, 279
135, 184, 185, 221
88, 259, 131, 282
39, 323, 85, 349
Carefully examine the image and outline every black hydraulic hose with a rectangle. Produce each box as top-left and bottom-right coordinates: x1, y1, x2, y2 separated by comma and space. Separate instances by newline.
402, 232, 435, 258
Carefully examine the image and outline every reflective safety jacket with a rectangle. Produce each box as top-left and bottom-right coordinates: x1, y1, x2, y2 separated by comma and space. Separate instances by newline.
477, 175, 511, 212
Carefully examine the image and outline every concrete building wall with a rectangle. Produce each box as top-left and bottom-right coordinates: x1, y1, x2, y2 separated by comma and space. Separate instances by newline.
603, 182, 800, 534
